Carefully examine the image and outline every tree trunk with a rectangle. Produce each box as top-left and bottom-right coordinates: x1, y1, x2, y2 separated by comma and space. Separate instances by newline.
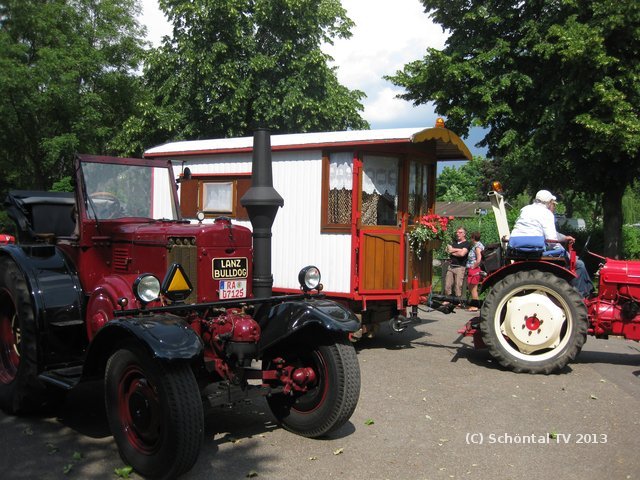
602, 188, 624, 259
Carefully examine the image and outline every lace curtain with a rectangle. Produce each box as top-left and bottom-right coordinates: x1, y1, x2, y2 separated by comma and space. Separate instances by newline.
361, 156, 399, 226
408, 161, 429, 219
328, 152, 353, 224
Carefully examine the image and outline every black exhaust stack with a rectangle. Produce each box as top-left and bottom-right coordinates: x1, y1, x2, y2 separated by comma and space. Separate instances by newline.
240, 129, 284, 299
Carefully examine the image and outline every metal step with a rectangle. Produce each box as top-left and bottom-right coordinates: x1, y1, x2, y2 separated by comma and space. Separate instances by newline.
38, 365, 83, 390
49, 320, 85, 327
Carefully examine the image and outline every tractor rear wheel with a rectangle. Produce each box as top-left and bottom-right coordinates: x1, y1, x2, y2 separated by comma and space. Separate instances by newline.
105, 345, 203, 479
264, 337, 360, 438
0, 257, 47, 413
480, 269, 588, 374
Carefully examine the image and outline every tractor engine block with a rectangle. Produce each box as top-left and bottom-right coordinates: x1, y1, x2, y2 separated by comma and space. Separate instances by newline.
202, 309, 261, 370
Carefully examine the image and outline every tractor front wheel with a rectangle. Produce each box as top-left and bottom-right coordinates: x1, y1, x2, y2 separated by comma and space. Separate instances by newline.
264, 337, 360, 438
480, 269, 588, 374
105, 345, 203, 479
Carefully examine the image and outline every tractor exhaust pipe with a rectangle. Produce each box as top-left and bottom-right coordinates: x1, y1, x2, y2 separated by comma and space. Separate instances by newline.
241, 129, 284, 299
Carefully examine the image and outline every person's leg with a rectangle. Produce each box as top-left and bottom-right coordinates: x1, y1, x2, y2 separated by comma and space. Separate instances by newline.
468, 283, 479, 310
572, 258, 594, 297
454, 267, 465, 297
444, 268, 454, 296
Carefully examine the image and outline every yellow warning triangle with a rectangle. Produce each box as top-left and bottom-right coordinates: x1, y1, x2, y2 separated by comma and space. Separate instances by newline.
168, 267, 190, 292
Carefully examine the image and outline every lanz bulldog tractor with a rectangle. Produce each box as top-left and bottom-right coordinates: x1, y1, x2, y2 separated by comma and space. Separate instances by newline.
459, 185, 640, 374
0, 130, 361, 478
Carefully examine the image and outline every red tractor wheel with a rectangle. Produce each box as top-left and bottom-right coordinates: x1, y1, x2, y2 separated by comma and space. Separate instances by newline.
105, 345, 203, 479
0, 257, 46, 413
263, 337, 360, 438
480, 269, 588, 374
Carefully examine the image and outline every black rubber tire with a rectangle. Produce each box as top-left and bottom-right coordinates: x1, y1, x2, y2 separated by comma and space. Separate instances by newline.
264, 337, 360, 438
105, 345, 203, 479
480, 269, 588, 374
0, 256, 47, 413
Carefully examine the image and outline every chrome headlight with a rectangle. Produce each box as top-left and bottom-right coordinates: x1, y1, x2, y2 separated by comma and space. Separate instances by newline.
298, 266, 321, 292
133, 274, 161, 304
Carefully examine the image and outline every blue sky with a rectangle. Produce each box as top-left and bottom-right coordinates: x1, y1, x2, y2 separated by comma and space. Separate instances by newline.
139, 0, 486, 160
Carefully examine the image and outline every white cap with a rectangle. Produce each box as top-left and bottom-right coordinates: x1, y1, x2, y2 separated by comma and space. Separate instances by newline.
535, 189, 557, 204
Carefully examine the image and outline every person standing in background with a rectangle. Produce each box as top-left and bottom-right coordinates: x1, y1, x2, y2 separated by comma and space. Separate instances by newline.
466, 231, 485, 311
444, 227, 470, 299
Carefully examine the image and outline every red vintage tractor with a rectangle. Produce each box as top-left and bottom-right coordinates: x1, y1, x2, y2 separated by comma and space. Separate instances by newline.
458, 185, 640, 374
0, 130, 360, 478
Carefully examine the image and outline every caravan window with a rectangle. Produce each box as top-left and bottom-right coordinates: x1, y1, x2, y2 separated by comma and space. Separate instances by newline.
408, 161, 430, 218
362, 155, 400, 226
179, 175, 251, 219
321, 152, 354, 232
202, 182, 233, 213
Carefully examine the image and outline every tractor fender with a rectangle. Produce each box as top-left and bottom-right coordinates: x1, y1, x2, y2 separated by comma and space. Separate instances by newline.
0, 244, 83, 330
85, 274, 143, 340
258, 297, 360, 352
82, 314, 204, 379
481, 260, 576, 293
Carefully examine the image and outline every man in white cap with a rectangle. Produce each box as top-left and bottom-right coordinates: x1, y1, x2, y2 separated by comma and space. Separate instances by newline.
510, 189, 575, 246
510, 189, 593, 297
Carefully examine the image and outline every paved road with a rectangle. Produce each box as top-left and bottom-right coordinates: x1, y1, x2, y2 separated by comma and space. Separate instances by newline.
2, 307, 639, 479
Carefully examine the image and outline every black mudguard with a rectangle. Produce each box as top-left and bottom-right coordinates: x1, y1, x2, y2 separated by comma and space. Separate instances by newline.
83, 314, 204, 378
1, 244, 84, 328
258, 298, 360, 352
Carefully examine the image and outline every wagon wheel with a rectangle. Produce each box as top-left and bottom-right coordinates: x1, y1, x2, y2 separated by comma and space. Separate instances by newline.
263, 337, 360, 438
0, 257, 47, 413
480, 269, 588, 374
105, 345, 203, 479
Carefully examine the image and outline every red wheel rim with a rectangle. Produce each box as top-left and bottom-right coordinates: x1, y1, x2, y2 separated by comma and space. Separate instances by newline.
118, 364, 162, 454
0, 289, 19, 384
290, 350, 329, 414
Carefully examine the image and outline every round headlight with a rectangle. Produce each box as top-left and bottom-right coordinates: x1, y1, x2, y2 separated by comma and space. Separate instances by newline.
298, 266, 321, 292
134, 274, 161, 304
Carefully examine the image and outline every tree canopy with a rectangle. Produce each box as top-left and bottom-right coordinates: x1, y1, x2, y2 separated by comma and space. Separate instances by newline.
0, 0, 147, 191
437, 156, 496, 201
388, 0, 640, 257
112, 0, 369, 155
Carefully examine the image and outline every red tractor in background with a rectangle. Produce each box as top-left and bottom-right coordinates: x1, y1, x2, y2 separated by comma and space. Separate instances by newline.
0, 130, 361, 479
459, 185, 640, 374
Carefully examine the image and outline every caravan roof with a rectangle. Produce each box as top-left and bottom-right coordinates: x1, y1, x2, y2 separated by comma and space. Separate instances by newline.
144, 127, 472, 161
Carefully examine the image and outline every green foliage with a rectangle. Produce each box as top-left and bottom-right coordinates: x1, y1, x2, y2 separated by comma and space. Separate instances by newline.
50, 177, 74, 193
113, 0, 369, 154
622, 182, 640, 225
388, 0, 640, 258
437, 155, 492, 201
0, 0, 147, 192
457, 211, 500, 249
0, 211, 16, 236
622, 225, 640, 260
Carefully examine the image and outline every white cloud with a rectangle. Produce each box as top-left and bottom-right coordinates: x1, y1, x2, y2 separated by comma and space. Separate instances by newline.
138, 0, 172, 46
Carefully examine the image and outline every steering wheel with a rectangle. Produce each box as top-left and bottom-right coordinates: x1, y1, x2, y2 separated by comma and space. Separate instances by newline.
90, 191, 122, 219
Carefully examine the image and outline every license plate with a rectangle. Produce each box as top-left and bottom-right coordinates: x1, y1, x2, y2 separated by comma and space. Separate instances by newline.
212, 257, 248, 280
219, 279, 247, 299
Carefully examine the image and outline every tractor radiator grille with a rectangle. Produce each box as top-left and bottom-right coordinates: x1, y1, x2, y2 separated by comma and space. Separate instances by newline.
167, 244, 198, 303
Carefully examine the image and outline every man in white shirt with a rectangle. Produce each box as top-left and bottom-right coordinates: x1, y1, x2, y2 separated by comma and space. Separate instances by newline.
510, 190, 592, 297
511, 190, 575, 247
